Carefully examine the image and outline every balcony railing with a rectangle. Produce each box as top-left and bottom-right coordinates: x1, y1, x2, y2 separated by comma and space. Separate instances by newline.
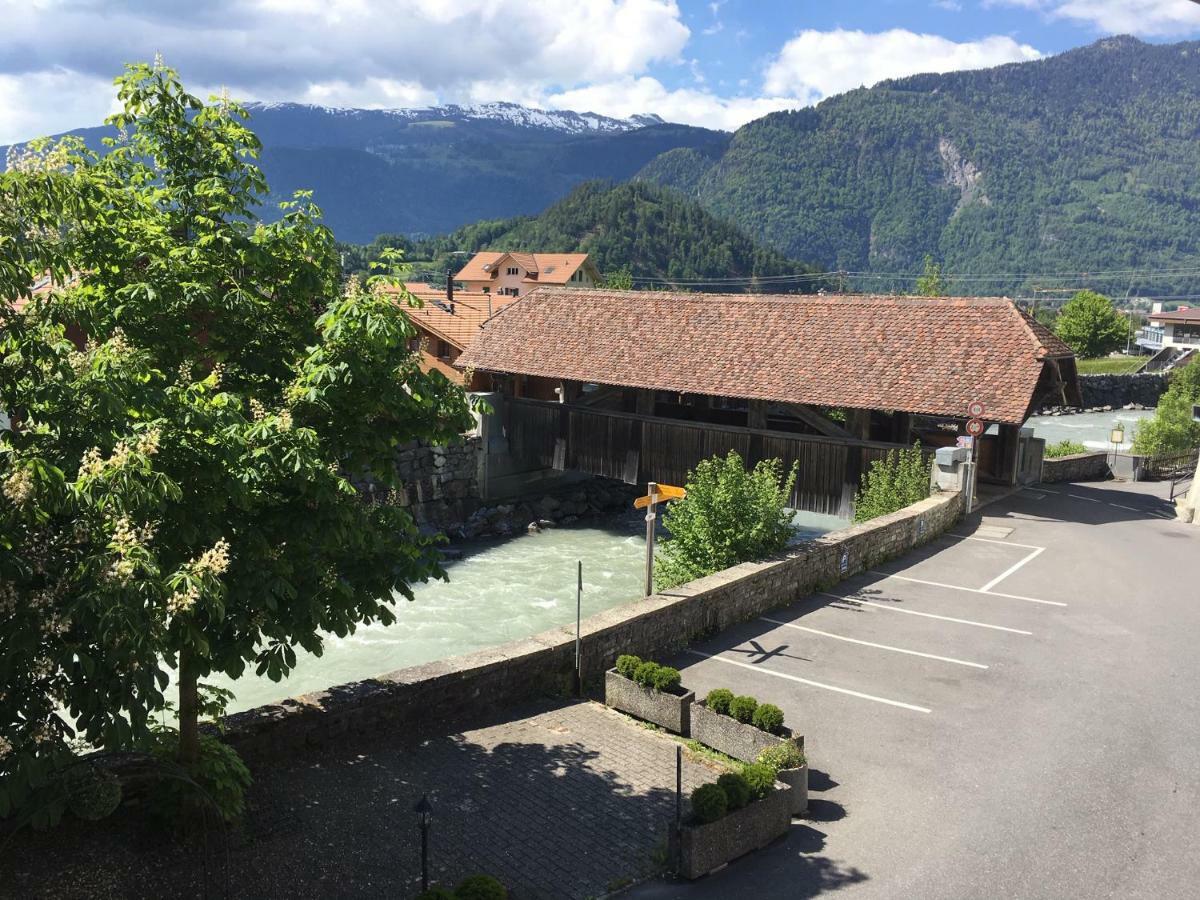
1136, 327, 1164, 351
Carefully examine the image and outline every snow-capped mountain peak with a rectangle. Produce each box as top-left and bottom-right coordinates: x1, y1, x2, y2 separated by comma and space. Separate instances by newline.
244, 100, 664, 134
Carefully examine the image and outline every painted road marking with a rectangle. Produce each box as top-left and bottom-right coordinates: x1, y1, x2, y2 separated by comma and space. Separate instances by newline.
949, 533, 1043, 551
686, 649, 932, 714
820, 592, 1035, 634
1069, 494, 1102, 503
979, 545, 1046, 592
867, 571, 1066, 607
759, 616, 989, 669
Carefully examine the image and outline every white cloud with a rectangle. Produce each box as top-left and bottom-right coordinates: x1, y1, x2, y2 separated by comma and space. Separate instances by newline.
547, 77, 797, 131
0, 0, 691, 143
991, 0, 1200, 37
0, 69, 123, 146
0, 5, 1055, 143
763, 29, 1043, 102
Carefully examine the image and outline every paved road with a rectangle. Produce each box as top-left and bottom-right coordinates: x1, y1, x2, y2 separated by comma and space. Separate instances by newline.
632, 480, 1200, 900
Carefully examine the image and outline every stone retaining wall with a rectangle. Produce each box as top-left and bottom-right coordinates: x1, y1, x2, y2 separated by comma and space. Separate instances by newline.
1041, 452, 1109, 483
221, 491, 964, 761
1079, 373, 1167, 410
355, 438, 483, 531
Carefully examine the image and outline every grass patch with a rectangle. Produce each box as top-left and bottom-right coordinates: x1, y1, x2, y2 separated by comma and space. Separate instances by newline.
1076, 355, 1144, 375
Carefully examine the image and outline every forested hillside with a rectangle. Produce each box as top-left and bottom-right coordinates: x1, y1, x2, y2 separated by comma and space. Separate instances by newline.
348, 181, 818, 291
638, 36, 1200, 296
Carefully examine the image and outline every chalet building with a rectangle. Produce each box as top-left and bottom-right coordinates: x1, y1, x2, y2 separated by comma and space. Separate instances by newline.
1136, 305, 1200, 354
454, 252, 600, 298
458, 289, 1081, 515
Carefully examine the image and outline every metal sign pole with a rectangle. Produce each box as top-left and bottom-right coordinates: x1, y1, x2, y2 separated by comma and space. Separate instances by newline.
644, 481, 658, 597
575, 560, 583, 695
674, 744, 682, 870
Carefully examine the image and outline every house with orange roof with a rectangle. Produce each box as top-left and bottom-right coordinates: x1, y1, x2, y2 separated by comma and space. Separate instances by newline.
454, 251, 600, 299
391, 283, 521, 389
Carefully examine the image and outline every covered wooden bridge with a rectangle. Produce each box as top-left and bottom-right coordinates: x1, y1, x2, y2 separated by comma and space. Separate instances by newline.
458, 289, 1081, 517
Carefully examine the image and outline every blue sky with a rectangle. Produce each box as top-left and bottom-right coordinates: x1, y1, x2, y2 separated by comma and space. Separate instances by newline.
3, 0, 1200, 143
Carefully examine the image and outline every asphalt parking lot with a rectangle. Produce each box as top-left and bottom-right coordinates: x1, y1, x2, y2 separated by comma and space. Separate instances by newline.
633, 479, 1200, 900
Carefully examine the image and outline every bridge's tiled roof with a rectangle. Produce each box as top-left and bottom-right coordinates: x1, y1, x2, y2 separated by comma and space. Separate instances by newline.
458, 288, 1077, 424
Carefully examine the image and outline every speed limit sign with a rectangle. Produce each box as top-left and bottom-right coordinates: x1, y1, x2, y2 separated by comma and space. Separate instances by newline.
966, 399, 987, 419
966, 418, 985, 437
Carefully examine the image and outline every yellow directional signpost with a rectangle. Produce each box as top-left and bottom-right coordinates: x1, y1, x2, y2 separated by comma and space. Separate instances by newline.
635, 481, 687, 596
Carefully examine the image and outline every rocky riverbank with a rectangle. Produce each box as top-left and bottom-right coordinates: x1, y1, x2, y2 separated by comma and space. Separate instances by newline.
446, 478, 639, 542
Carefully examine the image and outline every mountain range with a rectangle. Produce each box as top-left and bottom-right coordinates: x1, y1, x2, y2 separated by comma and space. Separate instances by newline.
9, 37, 1200, 294
1, 100, 726, 244
638, 35, 1200, 295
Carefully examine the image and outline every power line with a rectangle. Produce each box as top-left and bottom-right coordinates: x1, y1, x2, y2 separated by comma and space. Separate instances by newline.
628, 265, 1200, 288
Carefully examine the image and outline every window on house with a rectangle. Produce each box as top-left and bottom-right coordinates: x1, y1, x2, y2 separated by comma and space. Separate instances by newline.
506, 266, 519, 276
436, 339, 450, 358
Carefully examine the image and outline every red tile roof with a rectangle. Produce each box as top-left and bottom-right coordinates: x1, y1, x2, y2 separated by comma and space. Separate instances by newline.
5, 271, 79, 313
459, 289, 1076, 424
380, 284, 517, 351
454, 251, 594, 284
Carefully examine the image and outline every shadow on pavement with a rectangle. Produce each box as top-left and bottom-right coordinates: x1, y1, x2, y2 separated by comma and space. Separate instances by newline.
627, 821, 869, 900
2, 701, 696, 900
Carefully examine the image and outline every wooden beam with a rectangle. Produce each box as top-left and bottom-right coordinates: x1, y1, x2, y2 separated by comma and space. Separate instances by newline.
778, 403, 853, 439
844, 408, 872, 441
747, 399, 769, 430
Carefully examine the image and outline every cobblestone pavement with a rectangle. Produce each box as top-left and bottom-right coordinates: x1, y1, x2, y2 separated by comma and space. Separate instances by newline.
3, 701, 723, 899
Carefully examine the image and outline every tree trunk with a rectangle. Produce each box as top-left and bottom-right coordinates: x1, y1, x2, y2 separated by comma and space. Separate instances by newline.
177, 649, 200, 768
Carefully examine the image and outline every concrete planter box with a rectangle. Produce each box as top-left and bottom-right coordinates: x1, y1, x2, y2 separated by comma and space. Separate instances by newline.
688, 700, 802, 763
776, 764, 808, 815
678, 782, 793, 879
604, 669, 693, 734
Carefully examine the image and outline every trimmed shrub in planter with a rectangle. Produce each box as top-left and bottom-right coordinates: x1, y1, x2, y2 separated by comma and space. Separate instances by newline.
688, 699, 803, 764
690, 783, 728, 824
752, 703, 785, 735
706, 688, 733, 715
759, 742, 808, 815
741, 763, 776, 802
615, 654, 641, 679
717, 772, 751, 811
729, 695, 758, 724
605, 662, 694, 734
678, 780, 793, 879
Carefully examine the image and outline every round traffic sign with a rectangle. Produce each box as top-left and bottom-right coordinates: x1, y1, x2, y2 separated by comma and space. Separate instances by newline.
966, 418, 985, 437
967, 400, 987, 418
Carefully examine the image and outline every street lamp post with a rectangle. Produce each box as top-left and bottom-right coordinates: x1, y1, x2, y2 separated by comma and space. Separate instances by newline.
414, 794, 433, 891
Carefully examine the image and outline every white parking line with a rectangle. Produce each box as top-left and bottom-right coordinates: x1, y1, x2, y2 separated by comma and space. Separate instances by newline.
949, 533, 1043, 551
820, 592, 1034, 634
758, 616, 989, 669
685, 649, 932, 714
868, 571, 1067, 607
1069, 494, 1102, 503
979, 545, 1046, 592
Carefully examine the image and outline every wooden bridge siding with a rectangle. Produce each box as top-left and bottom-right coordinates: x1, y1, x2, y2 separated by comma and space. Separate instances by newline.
506, 400, 559, 469
504, 399, 918, 517
641, 421, 753, 491
567, 409, 638, 482
759, 435, 849, 517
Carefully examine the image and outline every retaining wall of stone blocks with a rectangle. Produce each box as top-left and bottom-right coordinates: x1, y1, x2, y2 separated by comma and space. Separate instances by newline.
221, 490, 964, 761
1041, 451, 1110, 483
